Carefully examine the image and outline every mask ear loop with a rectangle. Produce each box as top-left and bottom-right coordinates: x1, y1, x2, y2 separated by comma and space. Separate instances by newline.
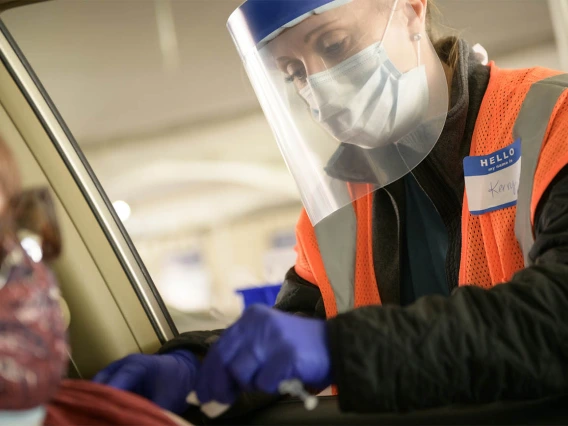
381, 0, 422, 69
379, 0, 400, 47
413, 33, 422, 67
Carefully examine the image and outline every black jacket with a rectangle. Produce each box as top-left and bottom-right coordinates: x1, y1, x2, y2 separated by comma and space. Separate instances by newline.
160, 41, 568, 413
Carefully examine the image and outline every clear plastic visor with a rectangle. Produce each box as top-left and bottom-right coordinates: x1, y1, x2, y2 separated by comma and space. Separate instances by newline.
229, 0, 449, 225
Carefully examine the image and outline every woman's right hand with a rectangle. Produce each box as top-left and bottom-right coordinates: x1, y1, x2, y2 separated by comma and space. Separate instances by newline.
93, 350, 200, 415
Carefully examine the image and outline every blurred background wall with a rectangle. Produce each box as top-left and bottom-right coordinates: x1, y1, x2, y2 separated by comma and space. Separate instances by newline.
3, 0, 566, 330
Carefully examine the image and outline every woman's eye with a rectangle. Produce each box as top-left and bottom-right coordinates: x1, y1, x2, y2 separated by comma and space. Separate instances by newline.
284, 62, 307, 83
323, 39, 346, 56
318, 34, 350, 59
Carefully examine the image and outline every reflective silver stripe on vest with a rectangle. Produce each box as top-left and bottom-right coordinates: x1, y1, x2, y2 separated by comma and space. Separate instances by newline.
513, 73, 568, 266
314, 204, 357, 313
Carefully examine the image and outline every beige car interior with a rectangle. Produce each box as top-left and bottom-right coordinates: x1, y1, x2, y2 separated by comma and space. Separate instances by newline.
0, 0, 165, 380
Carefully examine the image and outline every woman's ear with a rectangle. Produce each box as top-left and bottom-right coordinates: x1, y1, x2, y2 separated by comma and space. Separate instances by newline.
404, 0, 428, 30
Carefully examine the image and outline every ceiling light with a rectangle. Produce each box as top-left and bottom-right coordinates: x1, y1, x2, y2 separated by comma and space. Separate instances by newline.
155, 0, 180, 74
113, 200, 131, 222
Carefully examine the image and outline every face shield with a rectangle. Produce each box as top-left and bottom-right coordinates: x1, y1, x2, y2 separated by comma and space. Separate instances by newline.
228, 0, 448, 225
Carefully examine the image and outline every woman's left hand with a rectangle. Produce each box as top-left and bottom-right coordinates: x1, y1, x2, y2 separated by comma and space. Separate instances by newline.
192, 304, 332, 406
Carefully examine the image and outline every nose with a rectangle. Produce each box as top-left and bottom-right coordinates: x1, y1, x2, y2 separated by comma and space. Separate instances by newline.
303, 55, 328, 77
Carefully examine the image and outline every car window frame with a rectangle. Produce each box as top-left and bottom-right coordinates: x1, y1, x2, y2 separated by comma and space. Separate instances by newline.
0, 17, 178, 343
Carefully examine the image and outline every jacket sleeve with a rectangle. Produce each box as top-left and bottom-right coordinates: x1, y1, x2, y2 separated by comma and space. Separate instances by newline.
327, 167, 568, 413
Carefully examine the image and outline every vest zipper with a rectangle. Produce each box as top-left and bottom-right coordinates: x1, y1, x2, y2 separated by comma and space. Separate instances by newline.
411, 158, 462, 294
372, 185, 404, 305
385, 186, 403, 294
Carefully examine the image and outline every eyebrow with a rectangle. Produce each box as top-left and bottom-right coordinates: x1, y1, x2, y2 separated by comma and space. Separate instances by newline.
276, 56, 290, 65
304, 20, 337, 43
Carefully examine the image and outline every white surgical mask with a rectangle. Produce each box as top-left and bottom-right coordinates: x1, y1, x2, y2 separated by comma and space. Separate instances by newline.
299, 8, 428, 149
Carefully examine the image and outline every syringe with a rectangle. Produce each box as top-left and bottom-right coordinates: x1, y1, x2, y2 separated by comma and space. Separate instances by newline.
278, 379, 319, 411
188, 378, 319, 417
189, 335, 318, 414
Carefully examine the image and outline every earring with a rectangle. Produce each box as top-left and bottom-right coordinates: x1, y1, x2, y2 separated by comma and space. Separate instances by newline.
412, 33, 422, 42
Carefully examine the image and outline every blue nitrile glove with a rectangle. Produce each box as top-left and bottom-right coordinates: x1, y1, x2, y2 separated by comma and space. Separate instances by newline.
92, 350, 200, 415
193, 304, 332, 407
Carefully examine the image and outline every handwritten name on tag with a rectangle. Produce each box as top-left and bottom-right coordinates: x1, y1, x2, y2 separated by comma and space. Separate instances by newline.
463, 139, 521, 215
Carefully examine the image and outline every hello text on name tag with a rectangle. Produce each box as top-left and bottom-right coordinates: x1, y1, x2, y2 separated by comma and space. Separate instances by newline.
463, 139, 521, 215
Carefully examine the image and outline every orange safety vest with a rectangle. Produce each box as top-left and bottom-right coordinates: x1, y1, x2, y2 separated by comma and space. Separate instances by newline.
294, 64, 568, 319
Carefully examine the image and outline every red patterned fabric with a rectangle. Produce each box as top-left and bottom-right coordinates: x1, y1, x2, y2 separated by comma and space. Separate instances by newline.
0, 246, 68, 410
44, 380, 179, 426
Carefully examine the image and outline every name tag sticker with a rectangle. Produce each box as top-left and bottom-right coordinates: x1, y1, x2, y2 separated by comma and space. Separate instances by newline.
463, 139, 521, 215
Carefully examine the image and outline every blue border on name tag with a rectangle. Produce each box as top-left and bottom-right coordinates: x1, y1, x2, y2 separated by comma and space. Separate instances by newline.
463, 139, 521, 177
469, 200, 517, 216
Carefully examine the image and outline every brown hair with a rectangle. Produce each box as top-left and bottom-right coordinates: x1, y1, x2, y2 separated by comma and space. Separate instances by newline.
0, 137, 62, 262
0, 137, 21, 257
427, 0, 460, 71
13, 187, 62, 262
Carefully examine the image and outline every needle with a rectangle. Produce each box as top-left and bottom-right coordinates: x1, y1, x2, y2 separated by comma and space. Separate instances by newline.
278, 379, 319, 411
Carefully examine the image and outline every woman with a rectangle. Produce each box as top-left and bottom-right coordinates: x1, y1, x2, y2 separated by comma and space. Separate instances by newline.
0, 139, 68, 425
0, 138, 191, 426
95, 0, 568, 418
